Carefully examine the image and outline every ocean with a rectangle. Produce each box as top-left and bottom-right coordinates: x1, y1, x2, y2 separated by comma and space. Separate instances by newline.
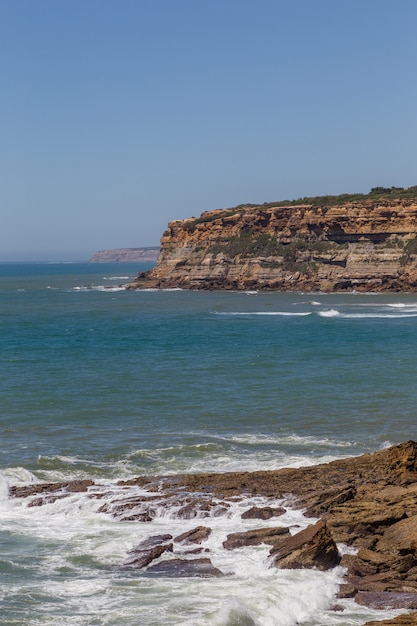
1, 262, 417, 625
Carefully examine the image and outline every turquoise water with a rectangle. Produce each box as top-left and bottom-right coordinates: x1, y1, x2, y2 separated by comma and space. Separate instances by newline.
1, 263, 417, 625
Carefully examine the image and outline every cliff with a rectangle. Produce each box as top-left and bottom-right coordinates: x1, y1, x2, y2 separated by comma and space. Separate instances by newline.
90, 247, 159, 263
126, 193, 417, 292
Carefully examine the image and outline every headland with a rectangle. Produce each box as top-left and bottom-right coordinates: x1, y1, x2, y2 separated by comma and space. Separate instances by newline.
126, 187, 417, 292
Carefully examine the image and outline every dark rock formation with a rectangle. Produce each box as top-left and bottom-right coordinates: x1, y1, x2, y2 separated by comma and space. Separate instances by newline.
241, 505, 286, 520
144, 557, 223, 578
124, 543, 173, 569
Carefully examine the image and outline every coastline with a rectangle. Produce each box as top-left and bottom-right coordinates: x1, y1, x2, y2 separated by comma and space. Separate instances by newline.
10, 441, 417, 623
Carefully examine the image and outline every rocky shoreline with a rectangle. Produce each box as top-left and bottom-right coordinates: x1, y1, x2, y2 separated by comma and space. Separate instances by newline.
10, 441, 417, 624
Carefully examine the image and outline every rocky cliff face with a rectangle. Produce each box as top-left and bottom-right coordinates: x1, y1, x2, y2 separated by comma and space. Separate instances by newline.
127, 199, 417, 291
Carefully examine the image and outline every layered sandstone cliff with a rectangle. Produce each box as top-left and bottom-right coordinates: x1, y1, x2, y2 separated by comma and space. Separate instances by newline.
127, 197, 417, 291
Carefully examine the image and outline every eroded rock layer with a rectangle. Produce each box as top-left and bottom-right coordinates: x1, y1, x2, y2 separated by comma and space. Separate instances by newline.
126, 199, 417, 291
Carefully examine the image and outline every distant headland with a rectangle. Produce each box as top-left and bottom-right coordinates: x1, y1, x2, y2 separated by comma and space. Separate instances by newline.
89, 247, 160, 263
126, 186, 417, 292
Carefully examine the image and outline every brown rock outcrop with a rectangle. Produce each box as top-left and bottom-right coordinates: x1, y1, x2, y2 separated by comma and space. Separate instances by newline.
270, 520, 340, 570
174, 526, 212, 545
223, 526, 290, 550
126, 198, 417, 292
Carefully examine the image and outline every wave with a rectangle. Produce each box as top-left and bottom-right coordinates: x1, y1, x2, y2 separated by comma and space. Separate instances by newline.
71, 285, 127, 292
318, 308, 417, 319
318, 309, 340, 317
215, 311, 312, 317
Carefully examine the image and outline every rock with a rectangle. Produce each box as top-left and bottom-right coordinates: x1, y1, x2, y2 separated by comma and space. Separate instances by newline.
131, 534, 173, 550
223, 526, 290, 550
145, 558, 223, 578
11, 441, 417, 612
376, 515, 417, 555
270, 520, 340, 571
124, 543, 173, 569
10, 479, 94, 499
241, 506, 285, 520
356, 592, 417, 610
174, 526, 212, 545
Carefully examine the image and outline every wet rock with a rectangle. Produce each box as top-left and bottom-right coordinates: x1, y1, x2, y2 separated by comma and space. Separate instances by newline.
174, 526, 211, 545
120, 512, 153, 522
124, 543, 173, 569
10, 480, 94, 499
270, 520, 340, 571
241, 506, 285, 520
145, 557, 223, 578
356, 591, 417, 610
223, 526, 290, 550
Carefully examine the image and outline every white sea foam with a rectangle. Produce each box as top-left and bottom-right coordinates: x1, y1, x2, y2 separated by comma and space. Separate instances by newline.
216, 311, 312, 317
318, 309, 340, 317
71, 285, 127, 292
0, 472, 400, 625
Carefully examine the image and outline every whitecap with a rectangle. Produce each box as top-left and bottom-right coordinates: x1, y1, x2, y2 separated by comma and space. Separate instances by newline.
318, 309, 340, 317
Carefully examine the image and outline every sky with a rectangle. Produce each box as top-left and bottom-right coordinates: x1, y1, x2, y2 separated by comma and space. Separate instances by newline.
1, 0, 417, 261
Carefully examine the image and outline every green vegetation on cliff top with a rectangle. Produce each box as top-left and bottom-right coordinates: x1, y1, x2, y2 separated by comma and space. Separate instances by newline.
237, 185, 417, 210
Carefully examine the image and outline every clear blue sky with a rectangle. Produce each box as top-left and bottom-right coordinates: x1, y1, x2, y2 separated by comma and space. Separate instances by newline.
1, 0, 416, 261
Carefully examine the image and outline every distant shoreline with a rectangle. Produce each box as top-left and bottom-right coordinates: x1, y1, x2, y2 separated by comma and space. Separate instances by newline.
89, 247, 160, 263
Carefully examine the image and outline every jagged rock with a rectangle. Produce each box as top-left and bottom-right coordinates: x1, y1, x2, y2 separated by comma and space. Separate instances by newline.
10, 441, 417, 612
270, 520, 340, 571
223, 526, 290, 550
145, 557, 223, 578
124, 543, 173, 569
174, 526, 211, 545
241, 506, 285, 520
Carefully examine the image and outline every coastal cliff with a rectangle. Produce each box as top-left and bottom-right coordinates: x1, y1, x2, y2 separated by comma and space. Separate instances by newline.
90, 247, 159, 263
127, 189, 417, 291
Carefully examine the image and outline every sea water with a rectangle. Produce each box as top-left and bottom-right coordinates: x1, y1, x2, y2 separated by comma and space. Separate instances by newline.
1, 262, 417, 625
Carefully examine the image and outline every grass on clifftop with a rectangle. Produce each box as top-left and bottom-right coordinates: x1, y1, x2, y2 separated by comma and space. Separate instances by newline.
238, 185, 417, 210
